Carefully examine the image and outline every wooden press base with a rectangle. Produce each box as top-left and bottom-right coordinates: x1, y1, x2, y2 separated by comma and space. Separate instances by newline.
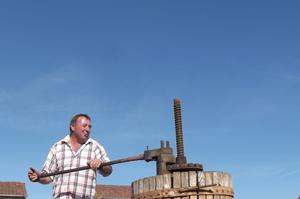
131, 171, 234, 199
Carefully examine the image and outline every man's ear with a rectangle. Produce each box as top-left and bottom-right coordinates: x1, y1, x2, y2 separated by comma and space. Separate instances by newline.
70, 124, 75, 132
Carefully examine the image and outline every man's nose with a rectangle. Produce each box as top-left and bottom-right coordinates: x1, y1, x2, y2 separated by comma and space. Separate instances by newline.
83, 126, 89, 131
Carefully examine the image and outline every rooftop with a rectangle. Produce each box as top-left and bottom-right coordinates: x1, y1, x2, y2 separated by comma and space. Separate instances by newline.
0, 181, 27, 197
96, 184, 131, 199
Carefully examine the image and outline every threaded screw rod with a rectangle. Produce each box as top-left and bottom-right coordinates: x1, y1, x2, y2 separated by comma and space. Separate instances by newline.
174, 98, 187, 164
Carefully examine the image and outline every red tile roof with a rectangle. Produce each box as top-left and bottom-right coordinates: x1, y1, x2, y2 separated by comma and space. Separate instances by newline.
96, 184, 131, 198
0, 181, 27, 197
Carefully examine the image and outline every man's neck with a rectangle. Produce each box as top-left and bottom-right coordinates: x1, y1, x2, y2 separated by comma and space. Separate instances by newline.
69, 135, 82, 152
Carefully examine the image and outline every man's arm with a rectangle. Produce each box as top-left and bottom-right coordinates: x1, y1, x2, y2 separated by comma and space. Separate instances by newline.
28, 168, 52, 184
93, 142, 113, 177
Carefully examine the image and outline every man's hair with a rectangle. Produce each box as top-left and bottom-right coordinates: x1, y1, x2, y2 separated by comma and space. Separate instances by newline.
69, 113, 91, 133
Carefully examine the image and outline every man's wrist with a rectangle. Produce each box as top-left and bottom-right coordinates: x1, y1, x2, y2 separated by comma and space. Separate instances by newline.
98, 165, 112, 177
32, 176, 40, 182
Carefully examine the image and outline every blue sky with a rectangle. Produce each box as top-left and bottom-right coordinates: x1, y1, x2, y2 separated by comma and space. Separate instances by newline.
0, 1, 299, 198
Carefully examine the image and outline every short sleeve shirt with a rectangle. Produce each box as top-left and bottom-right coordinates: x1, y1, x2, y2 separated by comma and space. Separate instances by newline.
42, 135, 110, 198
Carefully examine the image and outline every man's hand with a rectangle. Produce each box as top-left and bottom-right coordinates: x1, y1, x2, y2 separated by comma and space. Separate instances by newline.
87, 159, 112, 177
87, 159, 101, 170
28, 167, 40, 182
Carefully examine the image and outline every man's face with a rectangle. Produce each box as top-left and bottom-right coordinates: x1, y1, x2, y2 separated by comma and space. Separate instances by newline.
71, 116, 92, 144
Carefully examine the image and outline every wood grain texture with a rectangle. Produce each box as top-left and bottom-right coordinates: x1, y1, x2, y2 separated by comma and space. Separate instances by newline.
131, 171, 234, 199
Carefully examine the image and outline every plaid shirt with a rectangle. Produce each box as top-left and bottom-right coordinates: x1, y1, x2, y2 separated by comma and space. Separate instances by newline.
42, 135, 110, 199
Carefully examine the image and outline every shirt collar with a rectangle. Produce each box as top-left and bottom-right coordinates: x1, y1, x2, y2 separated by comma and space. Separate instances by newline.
61, 135, 92, 145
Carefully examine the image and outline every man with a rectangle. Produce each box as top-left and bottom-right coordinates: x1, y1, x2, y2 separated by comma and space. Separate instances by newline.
28, 113, 112, 198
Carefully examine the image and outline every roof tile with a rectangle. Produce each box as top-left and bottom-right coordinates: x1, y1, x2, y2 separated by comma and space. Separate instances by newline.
0, 181, 27, 196
96, 184, 131, 198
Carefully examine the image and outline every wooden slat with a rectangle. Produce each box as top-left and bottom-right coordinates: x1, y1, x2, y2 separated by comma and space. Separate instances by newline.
143, 177, 150, 193
212, 171, 220, 185
173, 172, 182, 199
189, 171, 197, 186
156, 175, 164, 190
198, 171, 205, 186
222, 173, 228, 187
163, 174, 172, 189
219, 172, 224, 186
219, 172, 225, 199
131, 181, 138, 195
162, 174, 172, 199
212, 172, 220, 199
181, 172, 189, 199
163, 174, 172, 199
198, 171, 205, 199
189, 171, 198, 199
138, 178, 144, 194
205, 172, 213, 199
149, 176, 156, 191
173, 172, 181, 188
131, 171, 233, 199
181, 172, 189, 188
131, 182, 134, 197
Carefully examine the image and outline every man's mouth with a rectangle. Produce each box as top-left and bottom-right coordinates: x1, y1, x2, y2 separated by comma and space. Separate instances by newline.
84, 132, 89, 138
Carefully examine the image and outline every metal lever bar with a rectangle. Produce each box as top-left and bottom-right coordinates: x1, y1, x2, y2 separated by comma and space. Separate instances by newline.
38, 154, 145, 178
